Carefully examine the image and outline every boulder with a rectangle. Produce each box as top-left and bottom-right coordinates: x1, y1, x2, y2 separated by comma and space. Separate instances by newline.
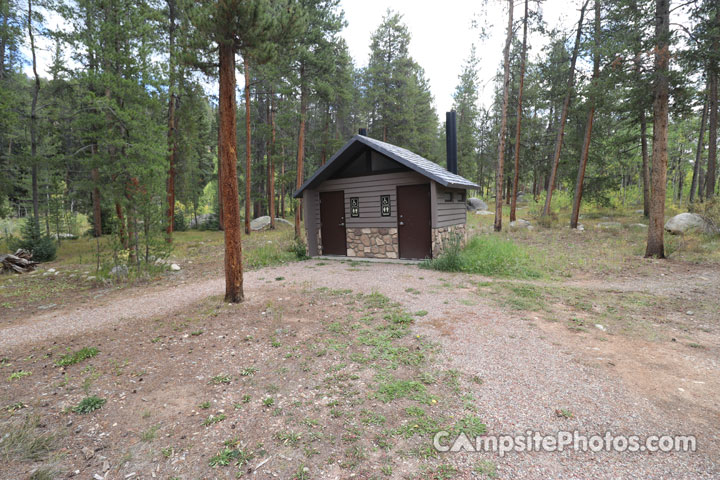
250, 216, 272, 231
596, 221, 622, 230
664, 213, 717, 235
466, 198, 488, 211
170, 263, 181, 271
475, 210, 494, 216
189, 213, 217, 229
110, 265, 128, 277
250, 216, 292, 230
509, 219, 531, 229
628, 223, 648, 229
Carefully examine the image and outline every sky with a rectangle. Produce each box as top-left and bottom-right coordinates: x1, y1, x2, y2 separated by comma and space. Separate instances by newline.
338, 0, 577, 115
23, 0, 579, 119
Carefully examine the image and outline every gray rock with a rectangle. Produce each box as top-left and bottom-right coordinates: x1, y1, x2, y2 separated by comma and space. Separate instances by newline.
664, 213, 717, 235
629, 223, 648, 229
110, 265, 128, 277
596, 221, 622, 230
466, 198, 488, 211
189, 213, 217, 229
509, 219, 531, 229
475, 210, 494, 216
170, 264, 181, 271
250, 216, 292, 230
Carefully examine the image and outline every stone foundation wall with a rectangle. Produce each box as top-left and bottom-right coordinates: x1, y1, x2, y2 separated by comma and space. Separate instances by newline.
432, 224, 466, 258
316, 230, 323, 256
346, 227, 399, 259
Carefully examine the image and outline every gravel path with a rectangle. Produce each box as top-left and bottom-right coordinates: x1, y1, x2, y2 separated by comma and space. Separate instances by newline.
3, 258, 718, 478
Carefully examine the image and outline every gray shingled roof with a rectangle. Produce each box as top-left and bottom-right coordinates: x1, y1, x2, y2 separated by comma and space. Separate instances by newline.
293, 135, 479, 198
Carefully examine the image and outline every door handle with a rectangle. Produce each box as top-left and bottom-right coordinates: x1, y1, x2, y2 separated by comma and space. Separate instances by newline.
399, 221, 405, 226
339, 222, 345, 227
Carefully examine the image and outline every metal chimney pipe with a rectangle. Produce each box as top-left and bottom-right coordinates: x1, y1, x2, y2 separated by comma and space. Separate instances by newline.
358, 128, 367, 136
446, 111, 458, 174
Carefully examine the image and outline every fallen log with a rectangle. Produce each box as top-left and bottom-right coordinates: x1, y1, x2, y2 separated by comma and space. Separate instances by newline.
1, 249, 38, 274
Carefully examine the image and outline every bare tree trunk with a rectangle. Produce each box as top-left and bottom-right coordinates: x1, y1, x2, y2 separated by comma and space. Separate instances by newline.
280, 147, 286, 218
707, 70, 718, 199
115, 202, 127, 248
217, 124, 224, 230
28, 0, 40, 228
0, 10, 7, 80
570, 0, 600, 229
543, 0, 589, 216
645, 0, 669, 258
91, 164, 102, 237
244, 57, 252, 235
321, 104, 330, 165
219, 43, 244, 302
268, 93, 276, 229
494, 0, 514, 232
690, 97, 708, 203
295, 64, 307, 239
165, 0, 177, 242
510, 0, 529, 222
640, 111, 651, 216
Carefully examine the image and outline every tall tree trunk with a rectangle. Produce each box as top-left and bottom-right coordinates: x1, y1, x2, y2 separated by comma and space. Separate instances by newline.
640, 111, 651, 216
645, 0, 669, 258
91, 163, 101, 237
219, 43, 244, 303
570, 0, 601, 229
280, 148, 286, 217
115, 202, 127, 248
494, 0, 514, 232
707, 71, 718, 199
268, 93, 276, 229
321, 104, 330, 165
28, 0, 40, 228
542, 0, 589, 216
295, 64, 307, 239
0, 10, 7, 80
165, 0, 177, 242
510, 0, 529, 222
690, 97, 708, 203
217, 124, 224, 230
244, 57, 252, 235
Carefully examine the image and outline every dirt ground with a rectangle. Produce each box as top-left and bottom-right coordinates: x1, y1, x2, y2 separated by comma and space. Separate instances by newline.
1, 255, 719, 479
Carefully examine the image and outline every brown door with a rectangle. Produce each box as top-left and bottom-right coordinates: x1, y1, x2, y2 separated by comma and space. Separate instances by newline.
397, 184, 432, 259
320, 191, 347, 256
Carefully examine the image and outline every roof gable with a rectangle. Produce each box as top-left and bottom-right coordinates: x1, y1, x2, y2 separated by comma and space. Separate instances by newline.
293, 135, 479, 198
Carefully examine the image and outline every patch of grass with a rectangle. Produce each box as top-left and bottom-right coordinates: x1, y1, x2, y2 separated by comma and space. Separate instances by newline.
473, 459, 498, 478
240, 366, 257, 376
199, 401, 211, 409
0, 415, 56, 462
209, 374, 231, 385
556, 408, 573, 419
72, 396, 106, 414
55, 346, 99, 367
450, 415, 487, 437
425, 235, 540, 278
8, 370, 31, 380
262, 397, 275, 407
274, 430, 301, 446
375, 378, 434, 404
414, 310, 428, 317
141, 424, 160, 442
202, 413, 227, 426
209, 444, 254, 468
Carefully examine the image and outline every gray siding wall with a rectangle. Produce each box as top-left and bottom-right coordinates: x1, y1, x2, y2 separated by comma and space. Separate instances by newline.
435, 186, 467, 227
315, 171, 429, 228
303, 189, 320, 256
